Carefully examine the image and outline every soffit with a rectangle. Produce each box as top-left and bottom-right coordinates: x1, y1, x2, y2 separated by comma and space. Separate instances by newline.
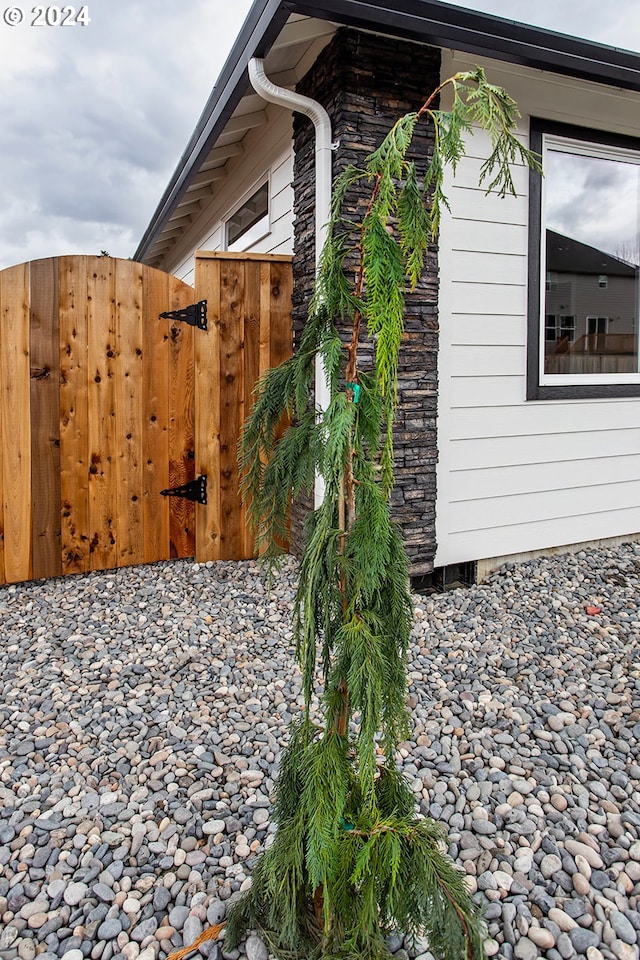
144, 15, 337, 268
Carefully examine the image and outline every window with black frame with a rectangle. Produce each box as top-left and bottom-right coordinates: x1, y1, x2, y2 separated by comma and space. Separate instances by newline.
528, 120, 640, 399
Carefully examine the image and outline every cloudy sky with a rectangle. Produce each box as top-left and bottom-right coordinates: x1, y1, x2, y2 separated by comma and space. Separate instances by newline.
546, 150, 639, 263
0, 0, 639, 271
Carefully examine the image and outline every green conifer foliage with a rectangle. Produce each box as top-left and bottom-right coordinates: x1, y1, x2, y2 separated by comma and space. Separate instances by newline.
228, 69, 541, 960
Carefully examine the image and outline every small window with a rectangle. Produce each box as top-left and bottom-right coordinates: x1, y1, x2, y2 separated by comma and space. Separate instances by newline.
225, 182, 269, 251
587, 316, 608, 335
528, 119, 640, 400
545, 314, 575, 347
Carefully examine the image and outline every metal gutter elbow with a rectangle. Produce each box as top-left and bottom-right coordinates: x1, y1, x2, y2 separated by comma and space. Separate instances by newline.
248, 57, 334, 272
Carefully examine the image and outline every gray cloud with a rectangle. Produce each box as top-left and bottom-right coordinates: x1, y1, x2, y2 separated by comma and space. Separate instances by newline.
0, 0, 254, 267
546, 150, 639, 259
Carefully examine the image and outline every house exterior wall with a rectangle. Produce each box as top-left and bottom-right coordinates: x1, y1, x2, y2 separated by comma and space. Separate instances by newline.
291, 29, 441, 574
164, 109, 295, 285
546, 274, 637, 337
436, 49, 640, 567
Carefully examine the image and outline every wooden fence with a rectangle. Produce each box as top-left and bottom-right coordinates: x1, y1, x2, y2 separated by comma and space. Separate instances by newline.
194, 252, 292, 561
546, 333, 638, 375
0, 252, 292, 584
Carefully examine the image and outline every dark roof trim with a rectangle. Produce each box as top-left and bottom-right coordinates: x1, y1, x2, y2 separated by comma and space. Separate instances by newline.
547, 230, 638, 278
295, 0, 640, 87
135, 0, 640, 262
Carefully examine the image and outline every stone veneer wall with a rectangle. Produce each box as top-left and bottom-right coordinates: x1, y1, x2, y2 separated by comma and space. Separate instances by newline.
291, 29, 441, 576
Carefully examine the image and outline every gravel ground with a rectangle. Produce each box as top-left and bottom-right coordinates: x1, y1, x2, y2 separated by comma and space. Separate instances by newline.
0, 542, 639, 960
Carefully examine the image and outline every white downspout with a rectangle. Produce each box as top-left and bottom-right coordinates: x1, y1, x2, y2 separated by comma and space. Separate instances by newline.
248, 57, 335, 507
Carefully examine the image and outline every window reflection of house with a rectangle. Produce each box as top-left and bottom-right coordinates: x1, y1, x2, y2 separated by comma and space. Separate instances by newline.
545, 229, 639, 374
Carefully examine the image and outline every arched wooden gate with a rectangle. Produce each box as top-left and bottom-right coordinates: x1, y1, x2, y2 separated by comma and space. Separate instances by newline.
0, 252, 292, 584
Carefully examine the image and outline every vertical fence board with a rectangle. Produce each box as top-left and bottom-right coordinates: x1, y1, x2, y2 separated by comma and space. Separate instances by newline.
59, 256, 90, 574
269, 260, 293, 369
29, 258, 62, 580
0, 263, 32, 582
168, 277, 196, 558
0, 275, 5, 584
259, 262, 272, 378
255, 262, 275, 559
143, 267, 170, 563
243, 260, 262, 557
194, 256, 221, 562
269, 260, 294, 553
219, 259, 245, 560
0, 267, 27, 581
115, 260, 145, 566
87, 256, 118, 571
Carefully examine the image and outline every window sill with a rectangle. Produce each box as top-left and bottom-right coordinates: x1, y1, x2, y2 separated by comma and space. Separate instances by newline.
527, 382, 640, 400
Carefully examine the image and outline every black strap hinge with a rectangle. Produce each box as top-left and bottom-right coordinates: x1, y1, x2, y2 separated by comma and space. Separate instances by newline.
160, 475, 207, 504
160, 300, 207, 330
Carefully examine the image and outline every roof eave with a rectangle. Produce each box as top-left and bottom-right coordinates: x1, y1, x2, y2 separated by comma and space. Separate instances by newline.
292, 0, 640, 89
135, 0, 640, 263
134, 0, 291, 262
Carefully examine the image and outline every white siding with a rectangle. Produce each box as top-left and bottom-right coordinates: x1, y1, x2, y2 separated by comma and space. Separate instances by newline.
436, 50, 640, 566
166, 107, 295, 283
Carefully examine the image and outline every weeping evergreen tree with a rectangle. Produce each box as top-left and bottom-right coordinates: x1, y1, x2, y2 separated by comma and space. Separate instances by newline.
225, 69, 541, 960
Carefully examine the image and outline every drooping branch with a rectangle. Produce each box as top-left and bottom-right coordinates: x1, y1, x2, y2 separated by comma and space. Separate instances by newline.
227, 66, 542, 960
